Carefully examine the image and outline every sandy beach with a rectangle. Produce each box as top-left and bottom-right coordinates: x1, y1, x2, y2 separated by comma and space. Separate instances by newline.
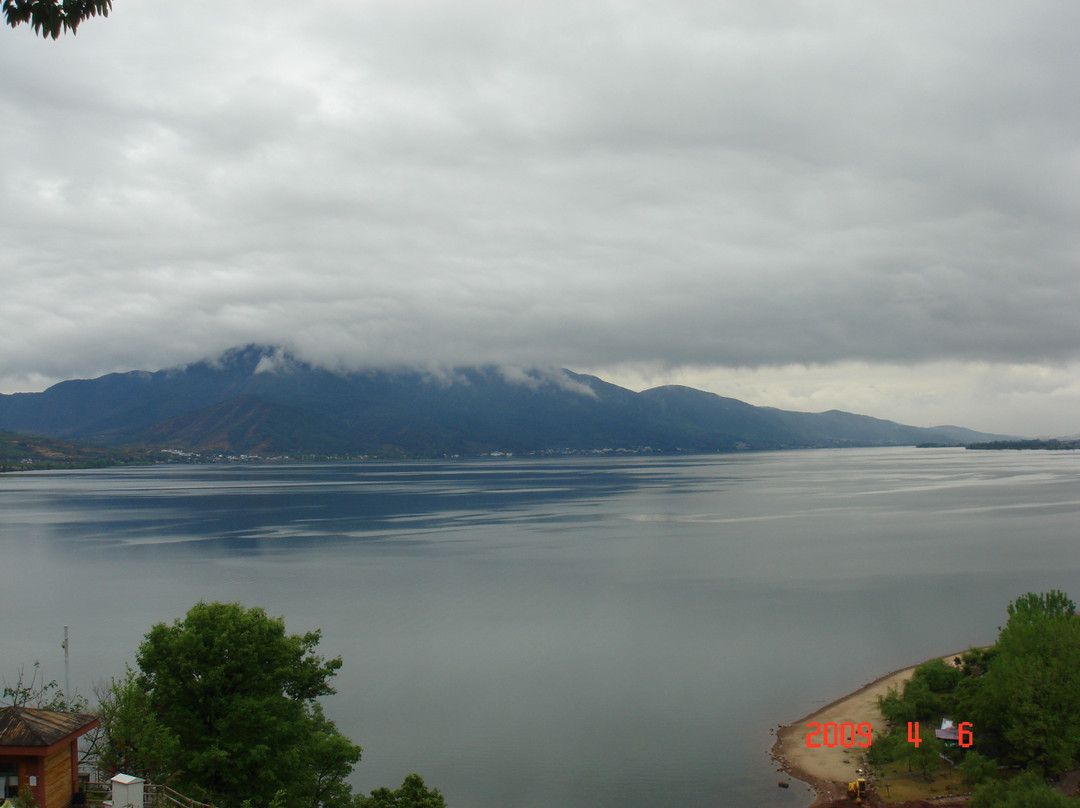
770, 661, 930, 804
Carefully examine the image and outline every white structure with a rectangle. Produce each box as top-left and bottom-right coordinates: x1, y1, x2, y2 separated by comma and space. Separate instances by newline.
109, 774, 144, 808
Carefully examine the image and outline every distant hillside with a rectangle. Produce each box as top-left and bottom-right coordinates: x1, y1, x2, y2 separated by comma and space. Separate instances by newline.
0, 429, 154, 472
0, 346, 1011, 459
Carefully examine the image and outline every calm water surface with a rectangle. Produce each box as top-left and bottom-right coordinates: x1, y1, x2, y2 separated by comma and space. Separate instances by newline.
2, 448, 1079, 807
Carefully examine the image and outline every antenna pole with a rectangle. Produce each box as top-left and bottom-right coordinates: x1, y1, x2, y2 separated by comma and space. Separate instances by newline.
62, 626, 70, 706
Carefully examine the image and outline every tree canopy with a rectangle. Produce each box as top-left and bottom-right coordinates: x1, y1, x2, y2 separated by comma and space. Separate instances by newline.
103, 602, 362, 808
1005, 590, 1076, 626
969, 770, 1079, 808
960, 591, 1080, 775
356, 775, 446, 808
3, 0, 111, 38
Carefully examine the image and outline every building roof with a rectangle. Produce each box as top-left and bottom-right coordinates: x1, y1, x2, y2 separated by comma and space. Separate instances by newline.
0, 706, 98, 748
935, 726, 960, 741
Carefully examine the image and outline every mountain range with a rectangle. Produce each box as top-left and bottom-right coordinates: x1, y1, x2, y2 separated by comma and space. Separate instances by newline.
0, 346, 1007, 458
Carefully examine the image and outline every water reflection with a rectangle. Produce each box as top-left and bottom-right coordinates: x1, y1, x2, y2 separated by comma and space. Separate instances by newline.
2, 449, 1079, 807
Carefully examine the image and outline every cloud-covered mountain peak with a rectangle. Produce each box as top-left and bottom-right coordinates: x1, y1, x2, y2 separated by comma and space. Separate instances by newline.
0, 346, 1010, 457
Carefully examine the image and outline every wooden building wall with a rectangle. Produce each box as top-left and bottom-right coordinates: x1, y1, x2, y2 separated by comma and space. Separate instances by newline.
43, 744, 74, 808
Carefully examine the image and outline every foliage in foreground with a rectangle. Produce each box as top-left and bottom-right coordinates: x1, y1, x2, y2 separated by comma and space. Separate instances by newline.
95, 669, 178, 785
98, 602, 362, 808
2, 0, 111, 39
969, 771, 1079, 808
2, 661, 87, 712
356, 774, 446, 808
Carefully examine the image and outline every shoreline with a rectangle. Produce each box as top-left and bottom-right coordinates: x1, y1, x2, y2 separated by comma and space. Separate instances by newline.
770, 654, 965, 805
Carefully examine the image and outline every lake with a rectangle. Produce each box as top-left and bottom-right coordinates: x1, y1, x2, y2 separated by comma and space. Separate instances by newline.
2, 447, 1079, 807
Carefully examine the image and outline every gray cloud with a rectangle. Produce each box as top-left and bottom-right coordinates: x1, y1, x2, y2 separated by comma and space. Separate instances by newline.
1, 1, 1078, 432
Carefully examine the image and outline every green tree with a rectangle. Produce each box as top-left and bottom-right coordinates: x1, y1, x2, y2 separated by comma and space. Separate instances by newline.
961, 592, 1080, 775
957, 647, 997, 678
3, 0, 111, 38
903, 676, 944, 723
914, 657, 961, 694
94, 669, 177, 783
357, 774, 446, 808
1006, 591, 1076, 626
959, 751, 996, 787
877, 657, 962, 729
133, 602, 361, 808
305, 704, 361, 808
969, 770, 1079, 808
908, 730, 944, 780
866, 725, 906, 768
878, 685, 916, 727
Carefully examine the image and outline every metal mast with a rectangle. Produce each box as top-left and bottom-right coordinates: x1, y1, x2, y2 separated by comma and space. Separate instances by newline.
62, 625, 70, 705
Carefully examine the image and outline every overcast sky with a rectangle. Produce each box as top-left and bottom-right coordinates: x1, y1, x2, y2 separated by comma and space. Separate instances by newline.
2, 1, 1078, 435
